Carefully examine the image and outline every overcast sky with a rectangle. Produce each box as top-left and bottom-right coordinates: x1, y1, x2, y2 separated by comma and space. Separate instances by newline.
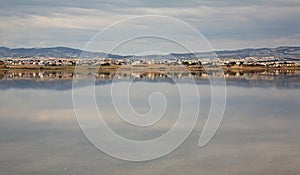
0, 0, 300, 54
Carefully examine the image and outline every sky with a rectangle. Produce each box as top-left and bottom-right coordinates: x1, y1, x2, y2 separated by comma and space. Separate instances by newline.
0, 0, 300, 54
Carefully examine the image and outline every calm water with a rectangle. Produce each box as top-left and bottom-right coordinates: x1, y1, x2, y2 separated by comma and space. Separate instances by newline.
1, 70, 300, 175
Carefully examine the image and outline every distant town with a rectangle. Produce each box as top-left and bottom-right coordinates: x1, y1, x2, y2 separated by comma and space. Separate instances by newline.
1, 56, 300, 68
1, 46, 300, 69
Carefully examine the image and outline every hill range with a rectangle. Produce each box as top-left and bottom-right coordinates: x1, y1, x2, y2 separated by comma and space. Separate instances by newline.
1, 46, 300, 60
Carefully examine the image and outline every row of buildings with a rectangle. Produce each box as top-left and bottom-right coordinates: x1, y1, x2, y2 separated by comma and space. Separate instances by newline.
1, 56, 300, 67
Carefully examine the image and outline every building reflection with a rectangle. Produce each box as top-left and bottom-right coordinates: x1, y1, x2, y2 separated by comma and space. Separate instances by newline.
0, 69, 300, 89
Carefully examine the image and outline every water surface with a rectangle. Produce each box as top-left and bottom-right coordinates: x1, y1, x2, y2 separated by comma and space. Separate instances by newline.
0, 70, 300, 174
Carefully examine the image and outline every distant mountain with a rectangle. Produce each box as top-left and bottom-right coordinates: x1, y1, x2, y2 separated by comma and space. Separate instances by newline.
0, 46, 300, 60
170, 46, 300, 60
0, 46, 122, 59
215, 46, 300, 60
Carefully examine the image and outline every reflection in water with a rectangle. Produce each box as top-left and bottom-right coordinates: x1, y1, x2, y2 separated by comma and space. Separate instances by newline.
1, 69, 300, 89
0, 70, 300, 174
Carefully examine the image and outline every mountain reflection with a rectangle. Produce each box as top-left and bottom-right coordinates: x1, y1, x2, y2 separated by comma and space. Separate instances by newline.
0, 69, 300, 90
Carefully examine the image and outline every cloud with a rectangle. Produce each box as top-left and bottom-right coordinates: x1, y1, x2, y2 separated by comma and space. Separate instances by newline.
0, 0, 300, 53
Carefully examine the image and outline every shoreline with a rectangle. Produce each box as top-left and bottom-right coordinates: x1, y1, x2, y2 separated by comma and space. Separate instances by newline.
1, 65, 300, 73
